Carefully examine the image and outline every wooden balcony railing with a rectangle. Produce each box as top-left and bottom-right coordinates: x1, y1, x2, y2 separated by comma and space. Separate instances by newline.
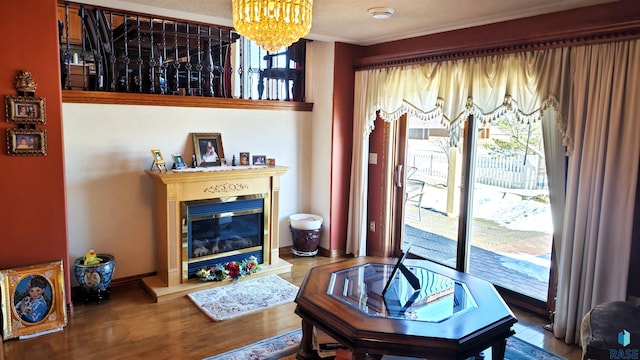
57, 2, 307, 103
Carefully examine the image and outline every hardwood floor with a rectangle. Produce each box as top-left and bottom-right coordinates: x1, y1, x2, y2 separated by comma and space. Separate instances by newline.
1, 251, 583, 360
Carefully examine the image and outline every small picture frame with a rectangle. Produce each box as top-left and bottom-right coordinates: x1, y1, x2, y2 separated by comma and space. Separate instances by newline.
192, 133, 225, 167
267, 158, 276, 167
239, 152, 250, 166
172, 154, 187, 169
5, 95, 46, 124
6, 128, 47, 156
252, 155, 266, 166
150, 149, 167, 172
0, 260, 68, 340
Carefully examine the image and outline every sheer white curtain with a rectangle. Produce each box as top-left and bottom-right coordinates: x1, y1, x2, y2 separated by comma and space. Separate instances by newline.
346, 70, 376, 257
347, 40, 640, 344
541, 107, 566, 270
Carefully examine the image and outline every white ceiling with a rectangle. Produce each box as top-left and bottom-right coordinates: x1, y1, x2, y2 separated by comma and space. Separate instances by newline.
114, 0, 617, 46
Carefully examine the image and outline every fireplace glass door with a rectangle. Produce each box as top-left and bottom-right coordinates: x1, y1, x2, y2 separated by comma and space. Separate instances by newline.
182, 194, 267, 279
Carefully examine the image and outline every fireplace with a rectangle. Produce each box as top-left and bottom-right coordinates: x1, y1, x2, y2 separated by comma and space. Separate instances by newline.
182, 194, 266, 279
143, 166, 291, 302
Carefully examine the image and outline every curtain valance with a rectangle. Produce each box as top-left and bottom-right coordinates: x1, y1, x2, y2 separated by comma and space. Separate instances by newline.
364, 49, 570, 149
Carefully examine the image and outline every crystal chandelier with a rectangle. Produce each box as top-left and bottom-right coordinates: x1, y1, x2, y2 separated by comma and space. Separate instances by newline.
232, 0, 313, 53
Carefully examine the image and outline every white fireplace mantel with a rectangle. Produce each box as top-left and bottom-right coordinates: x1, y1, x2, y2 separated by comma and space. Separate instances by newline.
143, 166, 292, 302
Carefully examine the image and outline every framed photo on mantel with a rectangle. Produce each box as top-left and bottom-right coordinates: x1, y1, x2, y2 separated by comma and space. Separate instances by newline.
192, 133, 225, 167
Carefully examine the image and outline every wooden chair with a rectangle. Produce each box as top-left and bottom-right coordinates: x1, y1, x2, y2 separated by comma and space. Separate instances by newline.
258, 40, 306, 101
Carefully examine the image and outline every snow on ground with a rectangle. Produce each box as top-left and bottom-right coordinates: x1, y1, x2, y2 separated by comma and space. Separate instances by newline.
422, 184, 553, 234
472, 187, 553, 234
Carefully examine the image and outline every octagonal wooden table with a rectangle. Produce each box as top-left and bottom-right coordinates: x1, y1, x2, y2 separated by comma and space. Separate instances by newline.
294, 256, 517, 360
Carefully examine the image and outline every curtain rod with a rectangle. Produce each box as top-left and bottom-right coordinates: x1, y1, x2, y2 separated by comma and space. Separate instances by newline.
355, 29, 640, 71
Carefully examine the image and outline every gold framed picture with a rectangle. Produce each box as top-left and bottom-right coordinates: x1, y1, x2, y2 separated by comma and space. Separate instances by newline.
6, 128, 47, 156
150, 149, 167, 171
192, 133, 225, 167
5, 95, 46, 124
0, 260, 68, 340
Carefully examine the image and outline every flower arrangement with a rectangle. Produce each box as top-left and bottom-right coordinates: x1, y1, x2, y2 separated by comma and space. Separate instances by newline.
195, 256, 260, 282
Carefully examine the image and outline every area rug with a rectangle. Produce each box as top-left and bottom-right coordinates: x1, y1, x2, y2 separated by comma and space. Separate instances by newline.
204, 329, 302, 360
204, 329, 566, 360
187, 275, 299, 321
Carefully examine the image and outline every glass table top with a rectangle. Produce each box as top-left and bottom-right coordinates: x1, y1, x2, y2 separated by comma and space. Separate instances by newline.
328, 263, 477, 322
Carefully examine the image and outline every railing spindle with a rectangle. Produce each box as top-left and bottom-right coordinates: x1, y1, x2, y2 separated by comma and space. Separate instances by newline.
108, 11, 117, 91
123, 14, 130, 92
185, 23, 192, 96
206, 26, 214, 97
218, 28, 222, 97
238, 35, 245, 99
173, 21, 179, 95
196, 24, 203, 96
148, 17, 156, 94
161, 20, 167, 95
79, 7, 88, 90
63, 3, 71, 90
135, 16, 143, 93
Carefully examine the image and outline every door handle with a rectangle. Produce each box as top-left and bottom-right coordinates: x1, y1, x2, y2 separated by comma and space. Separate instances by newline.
395, 165, 403, 188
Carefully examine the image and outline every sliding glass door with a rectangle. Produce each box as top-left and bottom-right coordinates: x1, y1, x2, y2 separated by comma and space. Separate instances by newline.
401, 117, 460, 268
398, 114, 552, 303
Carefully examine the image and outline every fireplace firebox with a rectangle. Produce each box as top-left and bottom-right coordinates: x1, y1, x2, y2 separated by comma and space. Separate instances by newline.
182, 194, 267, 279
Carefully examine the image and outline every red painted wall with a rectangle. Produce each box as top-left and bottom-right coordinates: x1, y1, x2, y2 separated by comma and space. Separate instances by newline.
328, 43, 361, 253
0, 1, 70, 303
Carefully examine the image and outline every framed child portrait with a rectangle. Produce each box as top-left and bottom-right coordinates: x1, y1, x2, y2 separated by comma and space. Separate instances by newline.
0, 260, 68, 340
192, 132, 225, 167
4, 95, 46, 124
6, 128, 47, 156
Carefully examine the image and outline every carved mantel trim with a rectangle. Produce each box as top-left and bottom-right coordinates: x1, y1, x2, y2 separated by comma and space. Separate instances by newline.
204, 182, 250, 194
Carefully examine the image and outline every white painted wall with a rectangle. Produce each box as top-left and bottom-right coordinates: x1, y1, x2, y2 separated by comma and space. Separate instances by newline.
306, 41, 335, 249
62, 104, 313, 282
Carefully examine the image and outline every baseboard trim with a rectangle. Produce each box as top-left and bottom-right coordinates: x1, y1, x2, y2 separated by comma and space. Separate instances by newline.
111, 272, 156, 287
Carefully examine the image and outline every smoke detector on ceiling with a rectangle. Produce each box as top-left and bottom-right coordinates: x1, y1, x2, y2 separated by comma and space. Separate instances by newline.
368, 7, 395, 20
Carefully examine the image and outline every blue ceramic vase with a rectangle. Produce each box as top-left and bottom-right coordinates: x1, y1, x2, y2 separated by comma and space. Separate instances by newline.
74, 254, 115, 304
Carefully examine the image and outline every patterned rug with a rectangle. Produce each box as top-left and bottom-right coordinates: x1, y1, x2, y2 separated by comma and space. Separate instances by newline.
204, 329, 566, 360
187, 275, 299, 321
204, 329, 302, 360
